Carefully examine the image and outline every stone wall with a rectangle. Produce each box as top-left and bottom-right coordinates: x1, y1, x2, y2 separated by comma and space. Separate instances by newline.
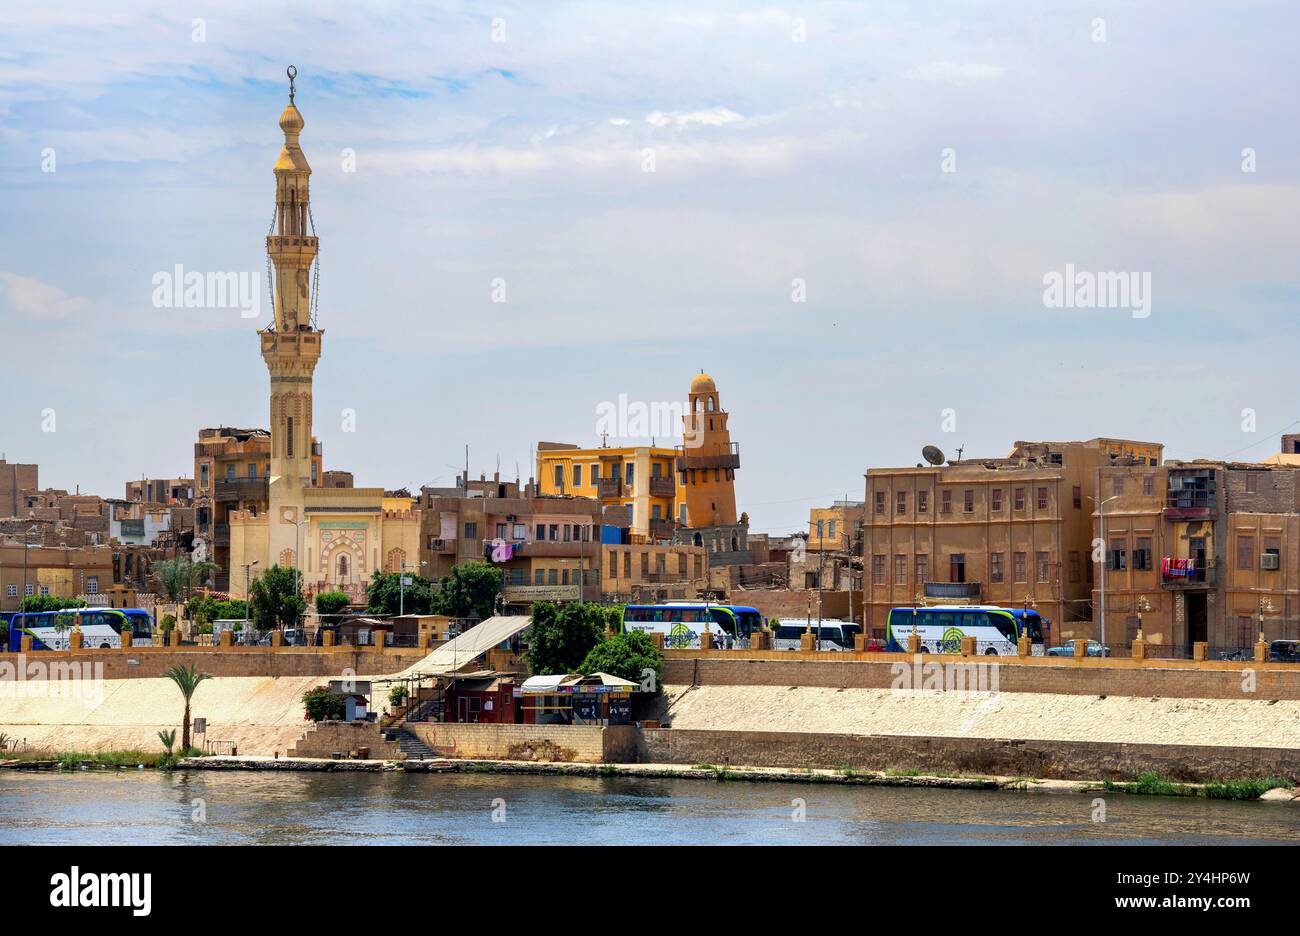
288, 721, 399, 760
406, 723, 606, 763
662, 655, 1300, 700
636, 728, 1300, 783
0, 646, 428, 680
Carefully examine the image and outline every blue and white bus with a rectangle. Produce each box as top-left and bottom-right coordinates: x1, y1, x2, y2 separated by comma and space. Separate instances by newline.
6, 607, 154, 652
885, 606, 1048, 656
622, 603, 764, 649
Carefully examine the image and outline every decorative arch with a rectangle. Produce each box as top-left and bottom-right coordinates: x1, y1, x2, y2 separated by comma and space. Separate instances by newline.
386, 547, 407, 573
279, 548, 295, 569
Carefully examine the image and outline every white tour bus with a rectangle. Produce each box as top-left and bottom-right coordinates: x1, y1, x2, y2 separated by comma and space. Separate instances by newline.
772, 619, 860, 652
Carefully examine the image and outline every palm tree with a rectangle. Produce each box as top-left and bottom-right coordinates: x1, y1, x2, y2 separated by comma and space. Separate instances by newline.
163, 663, 212, 753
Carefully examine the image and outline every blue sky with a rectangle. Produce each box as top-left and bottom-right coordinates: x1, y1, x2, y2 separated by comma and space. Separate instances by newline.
1, 1, 1298, 532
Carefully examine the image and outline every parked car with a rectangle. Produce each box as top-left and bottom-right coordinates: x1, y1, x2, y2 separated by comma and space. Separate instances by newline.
1268, 640, 1300, 663
1046, 639, 1110, 658
282, 628, 305, 646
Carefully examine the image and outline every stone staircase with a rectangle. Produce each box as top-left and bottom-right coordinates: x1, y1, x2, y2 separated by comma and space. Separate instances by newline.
386, 726, 437, 760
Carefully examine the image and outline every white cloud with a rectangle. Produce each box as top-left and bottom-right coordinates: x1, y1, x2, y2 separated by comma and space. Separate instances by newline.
646, 107, 744, 129
0, 271, 90, 320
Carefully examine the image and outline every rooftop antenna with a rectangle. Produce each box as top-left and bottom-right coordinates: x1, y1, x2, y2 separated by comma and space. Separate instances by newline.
921, 444, 946, 467
955, 444, 965, 464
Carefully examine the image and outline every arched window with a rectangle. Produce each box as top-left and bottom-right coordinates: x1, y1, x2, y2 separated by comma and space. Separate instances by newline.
279, 548, 295, 569
386, 548, 406, 572
706, 396, 715, 412
693, 532, 703, 547
337, 554, 350, 583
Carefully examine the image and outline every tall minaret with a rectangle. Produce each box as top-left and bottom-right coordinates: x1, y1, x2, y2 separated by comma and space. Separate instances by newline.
678, 372, 739, 527
261, 66, 321, 567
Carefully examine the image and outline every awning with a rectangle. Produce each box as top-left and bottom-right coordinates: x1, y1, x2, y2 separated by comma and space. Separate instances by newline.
384, 615, 532, 680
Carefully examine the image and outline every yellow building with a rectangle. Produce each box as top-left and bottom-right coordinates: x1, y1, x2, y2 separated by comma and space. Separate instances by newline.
536, 443, 681, 543
227, 70, 419, 602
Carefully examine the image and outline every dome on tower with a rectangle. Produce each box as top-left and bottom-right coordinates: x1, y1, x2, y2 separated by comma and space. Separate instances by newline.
690, 372, 716, 394
279, 102, 305, 134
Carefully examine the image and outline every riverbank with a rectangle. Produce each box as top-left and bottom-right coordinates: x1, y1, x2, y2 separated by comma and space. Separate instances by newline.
5, 752, 1296, 803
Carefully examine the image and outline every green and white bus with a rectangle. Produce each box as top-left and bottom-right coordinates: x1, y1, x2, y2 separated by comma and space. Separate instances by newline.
885, 606, 1048, 656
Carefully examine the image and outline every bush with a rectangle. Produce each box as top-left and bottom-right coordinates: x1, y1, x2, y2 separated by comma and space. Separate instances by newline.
302, 686, 346, 721
315, 590, 351, 616
579, 630, 663, 693
389, 685, 410, 706
159, 614, 177, 633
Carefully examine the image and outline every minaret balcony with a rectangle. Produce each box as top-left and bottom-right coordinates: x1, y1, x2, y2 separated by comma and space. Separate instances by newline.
266, 235, 318, 250
675, 441, 740, 473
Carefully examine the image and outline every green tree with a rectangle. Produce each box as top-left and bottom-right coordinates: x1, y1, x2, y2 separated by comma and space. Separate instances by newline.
579, 630, 663, 694
302, 686, 346, 721
429, 561, 505, 621
314, 590, 351, 617
365, 570, 434, 616
163, 663, 212, 752
248, 565, 306, 630
157, 557, 220, 602
526, 601, 607, 676
186, 595, 247, 625
159, 613, 177, 633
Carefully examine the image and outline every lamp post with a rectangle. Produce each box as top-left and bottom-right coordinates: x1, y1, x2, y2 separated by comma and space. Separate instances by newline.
243, 560, 259, 640
1090, 494, 1121, 651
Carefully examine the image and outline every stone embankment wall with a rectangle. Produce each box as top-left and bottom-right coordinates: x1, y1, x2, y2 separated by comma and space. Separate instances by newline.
288, 721, 400, 760
0, 646, 427, 680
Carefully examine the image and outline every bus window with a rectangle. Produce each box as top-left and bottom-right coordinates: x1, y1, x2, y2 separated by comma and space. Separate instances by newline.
1022, 613, 1045, 643
737, 611, 761, 636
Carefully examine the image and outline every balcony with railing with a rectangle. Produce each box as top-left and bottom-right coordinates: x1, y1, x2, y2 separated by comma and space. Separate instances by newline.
649, 517, 676, 541
212, 523, 230, 546
1164, 471, 1217, 519
1160, 557, 1217, 589
923, 581, 982, 600
675, 441, 740, 473
595, 477, 623, 499
214, 477, 269, 503
649, 475, 676, 498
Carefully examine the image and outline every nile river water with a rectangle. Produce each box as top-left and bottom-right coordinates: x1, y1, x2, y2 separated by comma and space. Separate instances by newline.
1, 771, 1297, 845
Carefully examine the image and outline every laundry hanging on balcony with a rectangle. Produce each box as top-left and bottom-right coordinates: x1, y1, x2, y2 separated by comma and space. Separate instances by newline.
1161, 557, 1196, 577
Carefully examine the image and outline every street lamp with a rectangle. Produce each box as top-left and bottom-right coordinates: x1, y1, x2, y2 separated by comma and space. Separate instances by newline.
243, 560, 259, 640
1090, 495, 1121, 651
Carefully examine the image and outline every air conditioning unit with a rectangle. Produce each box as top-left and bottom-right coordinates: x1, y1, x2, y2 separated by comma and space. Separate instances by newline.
1260, 553, 1280, 570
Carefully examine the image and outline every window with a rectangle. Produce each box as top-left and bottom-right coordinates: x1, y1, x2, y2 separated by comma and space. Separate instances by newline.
1037, 487, 1048, 510
87, 577, 99, 594
828, 520, 836, 538
547, 568, 558, 585
1072, 485, 1081, 509
624, 551, 631, 578
1036, 551, 1050, 583
1245, 473, 1258, 494
200, 463, 209, 489
949, 553, 966, 583
25, 584, 34, 596
5, 585, 15, 598
247, 463, 257, 479
554, 465, 564, 488
897, 491, 906, 514
1237, 615, 1254, 648
872, 555, 886, 585
286, 416, 294, 458
1013, 552, 1027, 583
607, 551, 618, 578
963, 490, 974, 513
573, 464, 582, 488
918, 491, 928, 513
1013, 488, 1025, 510
1237, 535, 1255, 570
39, 585, 50, 597
875, 491, 885, 514
915, 554, 929, 583
625, 463, 634, 485
991, 489, 1003, 512
1133, 537, 1152, 571
464, 522, 477, 539
894, 554, 907, 585
496, 523, 507, 539
941, 490, 952, 514
1068, 551, 1081, 583
591, 464, 600, 482
1143, 474, 1154, 496
535, 524, 544, 541
1264, 536, 1281, 570
1109, 540, 1127, 571
816, 519, 825, 538
549, 524, 559, 541
990, 552, 1004, 583
1112, 476, 1125, 496
513, 523, 526, 540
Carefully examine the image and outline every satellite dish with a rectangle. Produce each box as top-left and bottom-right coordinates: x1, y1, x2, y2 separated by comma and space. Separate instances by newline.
922, 445, 946, 466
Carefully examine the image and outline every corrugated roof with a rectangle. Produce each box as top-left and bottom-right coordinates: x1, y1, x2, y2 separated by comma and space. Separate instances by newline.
386, 615, 532, 680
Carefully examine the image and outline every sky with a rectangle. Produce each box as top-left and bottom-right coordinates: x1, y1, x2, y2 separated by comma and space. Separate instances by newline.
1, 1, 1298, 534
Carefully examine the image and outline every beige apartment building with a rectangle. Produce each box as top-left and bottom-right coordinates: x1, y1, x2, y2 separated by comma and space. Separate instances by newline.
0, 542, 115, 612
1092, 457, 1300, 654
862, 438, 1164, 643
